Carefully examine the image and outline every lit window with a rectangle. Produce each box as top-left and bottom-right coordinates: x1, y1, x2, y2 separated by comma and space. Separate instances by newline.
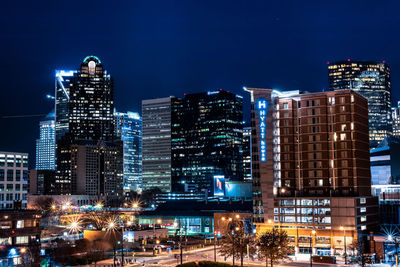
360, 198, 366, 204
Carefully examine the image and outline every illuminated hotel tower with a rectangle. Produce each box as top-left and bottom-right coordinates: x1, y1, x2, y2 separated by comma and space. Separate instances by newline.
245, 87, 378, 257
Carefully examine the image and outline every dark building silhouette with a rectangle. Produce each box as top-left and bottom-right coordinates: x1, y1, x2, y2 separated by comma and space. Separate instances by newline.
171, 90, 243, 194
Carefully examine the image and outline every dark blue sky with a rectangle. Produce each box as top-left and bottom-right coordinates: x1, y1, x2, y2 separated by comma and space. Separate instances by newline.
1, 0, 399, 166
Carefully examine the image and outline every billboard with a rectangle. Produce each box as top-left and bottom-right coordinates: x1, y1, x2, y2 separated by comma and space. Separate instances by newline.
123, 231, 135, 243
213, 175, 225, 196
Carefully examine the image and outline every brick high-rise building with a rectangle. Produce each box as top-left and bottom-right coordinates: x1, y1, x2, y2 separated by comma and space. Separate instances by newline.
245, 88, 378, 257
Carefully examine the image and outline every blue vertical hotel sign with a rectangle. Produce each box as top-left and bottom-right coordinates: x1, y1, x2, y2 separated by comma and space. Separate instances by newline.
257, 99, 267, 162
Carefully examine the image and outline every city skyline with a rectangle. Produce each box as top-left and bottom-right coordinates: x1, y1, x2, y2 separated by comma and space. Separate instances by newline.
3, 0, 400, 164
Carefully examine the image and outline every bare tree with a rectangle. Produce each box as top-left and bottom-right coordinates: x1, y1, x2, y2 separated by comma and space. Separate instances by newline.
218, 222, 256, 266
257, 228, 293, 267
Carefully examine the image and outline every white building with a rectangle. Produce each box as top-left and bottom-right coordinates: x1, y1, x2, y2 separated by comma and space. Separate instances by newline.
0, 152, 28, 209
36, 112, 55, 170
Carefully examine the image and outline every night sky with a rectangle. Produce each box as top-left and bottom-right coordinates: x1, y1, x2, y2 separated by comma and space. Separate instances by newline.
1, 0, 400, 167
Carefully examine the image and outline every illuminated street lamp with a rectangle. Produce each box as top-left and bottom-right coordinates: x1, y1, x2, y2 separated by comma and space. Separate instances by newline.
20, 247, 33, 266
340, 226, 347, 264
68, 217, 82, 240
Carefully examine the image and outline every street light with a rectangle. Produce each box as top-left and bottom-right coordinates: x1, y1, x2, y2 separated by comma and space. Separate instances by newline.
106, 219, 118, 267
68, 217, 82, 240
310, 230, 316, 267
340, 226, 347, 264
20, 247, 33, 266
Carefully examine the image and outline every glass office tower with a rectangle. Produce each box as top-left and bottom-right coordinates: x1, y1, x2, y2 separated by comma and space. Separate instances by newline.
171, 90, 243, 194
55, 56, 123, 200
35, 112, 55, 170
114, 111, 142, 192
328, 60, 392, 148
142, 97, 175, 192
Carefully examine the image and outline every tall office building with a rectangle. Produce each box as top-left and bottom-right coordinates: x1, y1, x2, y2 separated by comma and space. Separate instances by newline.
142, 97, 175, 192
328, 60, 392, 148
242, 125, 252, 181
35, 112, 55, 170
55, 56, 123, 200
55, 69, 77, 142
114, 111, 142, 192
392, 101, 400, 137
171, 90, 244, 193
0, 152, 28, 209
246, 88, 378, 257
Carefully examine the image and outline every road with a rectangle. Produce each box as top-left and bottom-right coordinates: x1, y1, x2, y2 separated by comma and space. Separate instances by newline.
95, 247, 359, 267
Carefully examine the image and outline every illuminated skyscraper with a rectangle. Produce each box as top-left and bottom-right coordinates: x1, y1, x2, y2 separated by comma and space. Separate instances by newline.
55, 70, 76, 142
392, 101, 400, 137
328, 60, 392, 148
35, 112, 55, 170
114, 111, 142, 192
56, 56, 123, 200
142, 97, 175, 192
171, 90, 243, 194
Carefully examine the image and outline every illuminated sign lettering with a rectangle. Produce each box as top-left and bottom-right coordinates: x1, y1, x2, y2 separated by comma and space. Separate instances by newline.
257, 99, 267, 162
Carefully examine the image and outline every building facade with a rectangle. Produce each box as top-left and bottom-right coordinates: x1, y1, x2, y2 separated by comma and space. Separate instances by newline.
245, 88, 378, 257
114, 111, 142, 192
142, 97, 175, 192
328, 60, 392, 148
392, 101, 400, 137
242, 125, 252, 181
0, 210, 42, 266
35, 112, 55, 170
55, 70, 77, 143
55, 56, 123, 201
171, 90, 244, 194
0, 152, 28, 209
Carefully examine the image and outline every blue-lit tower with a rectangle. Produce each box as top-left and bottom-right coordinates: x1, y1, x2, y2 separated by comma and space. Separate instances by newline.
114, 111, 142, 192
55, 70, 77, 142
35, 112, 56, 170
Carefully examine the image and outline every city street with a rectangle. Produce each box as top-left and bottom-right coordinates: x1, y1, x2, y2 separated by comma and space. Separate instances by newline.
95, 246, 359, 267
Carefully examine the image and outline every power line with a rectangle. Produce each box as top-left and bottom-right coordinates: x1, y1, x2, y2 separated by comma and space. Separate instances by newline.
1, 114, 48, 119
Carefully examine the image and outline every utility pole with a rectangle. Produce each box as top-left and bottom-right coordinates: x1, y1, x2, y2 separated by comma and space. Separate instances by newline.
121, 225, 124, 266
214, 231, 217, 262
232, 230, 235, 266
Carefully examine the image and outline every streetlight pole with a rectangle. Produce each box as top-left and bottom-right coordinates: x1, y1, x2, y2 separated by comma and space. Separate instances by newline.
214, 231, 217, 262
232, 230, 235, 266
121, 225, 125, 266
310, 230, 316, 267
